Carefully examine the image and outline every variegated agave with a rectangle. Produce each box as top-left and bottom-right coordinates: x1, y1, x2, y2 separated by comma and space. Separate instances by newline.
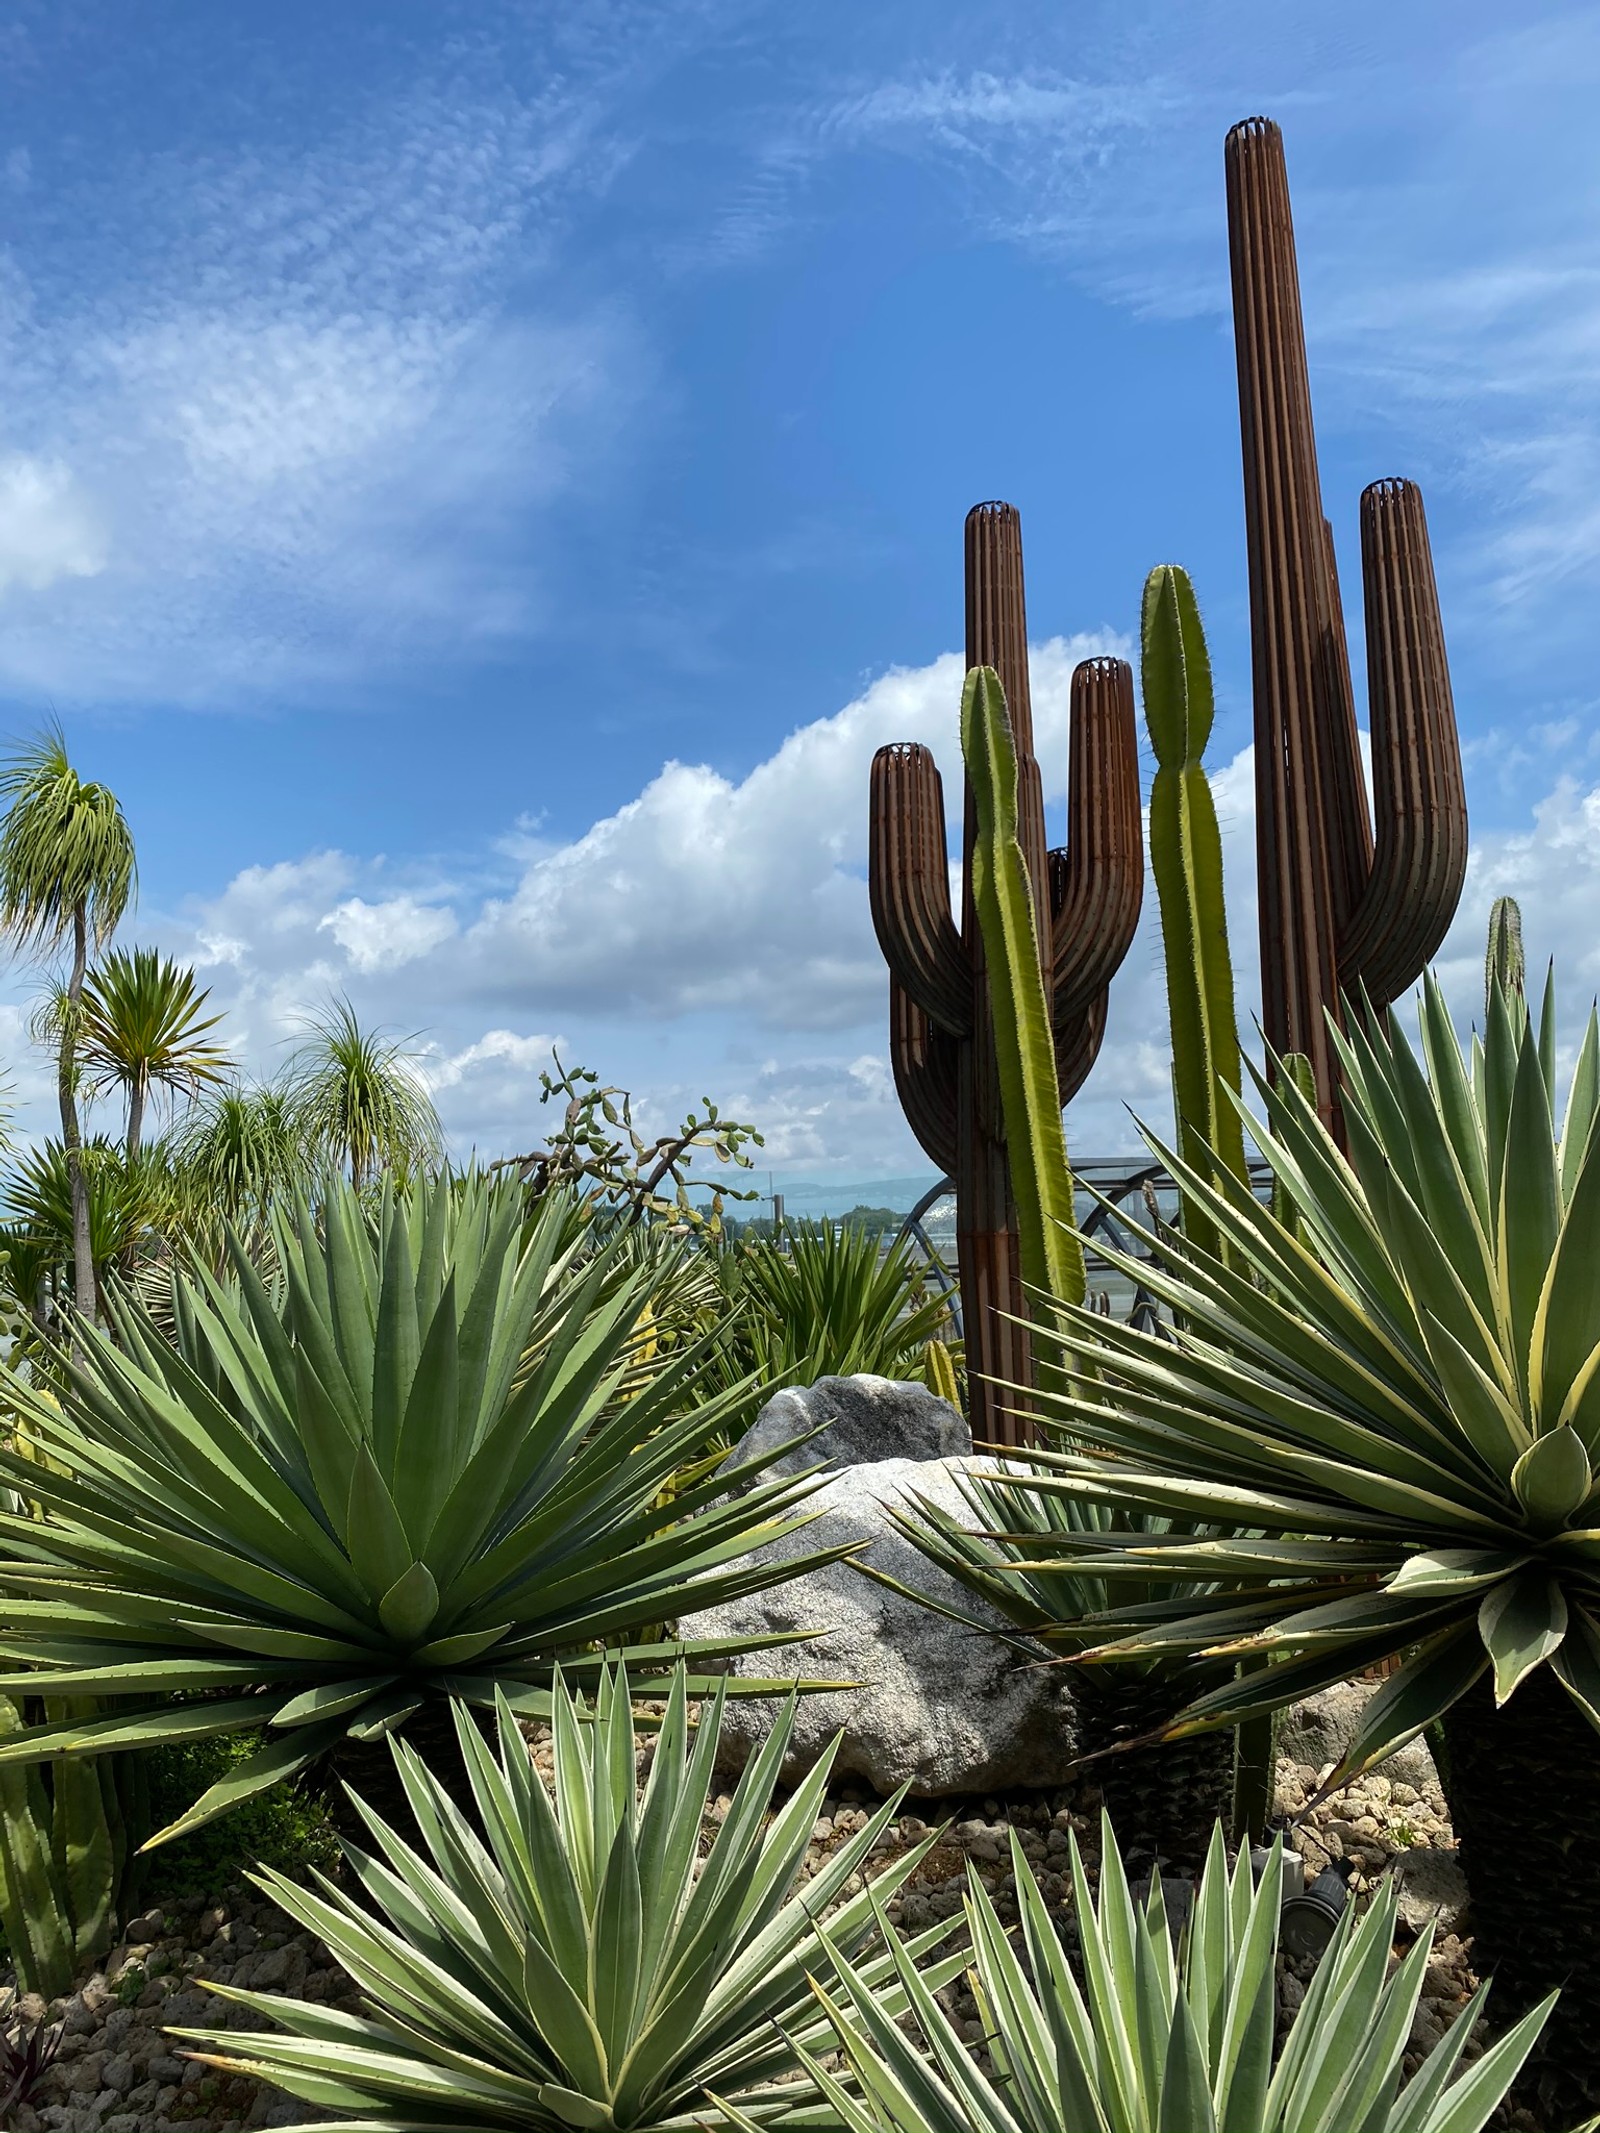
720, 1818, 1547, 2133
178, 1665, 961, 2131
0, 1173, 844, 1844
972, 972, 1600, 2117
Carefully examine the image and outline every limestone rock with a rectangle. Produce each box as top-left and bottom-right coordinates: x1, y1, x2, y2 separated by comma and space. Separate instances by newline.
681, 1453, 1078, 1797
1277, 1681, 1440, 1794
723, 1373, 969, 1494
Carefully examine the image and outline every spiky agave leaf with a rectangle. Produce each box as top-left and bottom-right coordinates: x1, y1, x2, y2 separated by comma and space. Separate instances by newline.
971, 971, 1600, 1790
716, 1817, 1549, 2133
175, 1664, 963, 2131
0, 1173, 852, 1845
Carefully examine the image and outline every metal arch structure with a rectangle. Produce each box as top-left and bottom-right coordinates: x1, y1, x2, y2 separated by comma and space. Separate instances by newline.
894, 1155, 1277, 1351
1226, 117, 1467, 1139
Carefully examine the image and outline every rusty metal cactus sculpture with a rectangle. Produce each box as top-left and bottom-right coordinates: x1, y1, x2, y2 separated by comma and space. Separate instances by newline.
1226, 116, 1468, 1129
869, 504, 1143, 1443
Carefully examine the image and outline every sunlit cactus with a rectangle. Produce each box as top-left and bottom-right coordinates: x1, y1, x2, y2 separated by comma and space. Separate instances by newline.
1486, 894, 1525, 1015
1226, 117, 1468, 1131
868, 503, 1143, 1444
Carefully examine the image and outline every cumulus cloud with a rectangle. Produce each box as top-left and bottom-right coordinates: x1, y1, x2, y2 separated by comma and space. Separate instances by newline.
321, 896, 459, 974
462, 630, 1126, 1029
0, 633, 1586, 1183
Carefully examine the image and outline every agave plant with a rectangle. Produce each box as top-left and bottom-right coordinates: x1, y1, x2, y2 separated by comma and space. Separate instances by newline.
721, 1819, 1549, 2133
177, 1666, 962, 2130
716, 1221, 956, 1394
994, 972, 1600, 2114
0, 1173, 849, 1844
884, 1472, 1235, 1867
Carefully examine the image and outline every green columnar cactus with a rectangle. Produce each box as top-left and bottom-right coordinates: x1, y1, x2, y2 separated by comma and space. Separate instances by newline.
869, 503, 1144, 1443
1486, 895, 1525, 1016
0, 1695, 126, 1996
1141, 566, 1249, 1260
961, 667, 1085, 1314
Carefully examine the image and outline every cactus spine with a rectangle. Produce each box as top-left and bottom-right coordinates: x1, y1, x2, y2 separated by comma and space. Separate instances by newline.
961, 666, 1086, 1316
1227, 118, 1467, 1135
1141, 565, 1248, 1258
869, 503, 1143, 1444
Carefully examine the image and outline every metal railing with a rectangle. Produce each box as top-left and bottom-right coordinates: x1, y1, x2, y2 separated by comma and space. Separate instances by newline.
895, 1157, 1277, 1336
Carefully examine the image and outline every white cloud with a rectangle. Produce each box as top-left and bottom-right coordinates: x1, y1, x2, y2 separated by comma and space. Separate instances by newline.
2, 631, 1591, 1183
0, 455, 107, 593
321, 895, 458, 974
0, 63, 644, 702
462, 630, 1126, 1028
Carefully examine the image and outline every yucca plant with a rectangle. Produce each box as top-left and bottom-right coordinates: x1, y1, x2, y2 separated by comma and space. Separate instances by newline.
0, 1172, 850, 1846
720, 1818, 1550, 2133
993, 971, 1600, 2115
176, 1665, 962, 2130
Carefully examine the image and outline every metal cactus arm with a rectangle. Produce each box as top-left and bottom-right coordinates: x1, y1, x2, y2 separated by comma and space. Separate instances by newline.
868, 501, 1142, 1444
1226, 116, 1467, 1130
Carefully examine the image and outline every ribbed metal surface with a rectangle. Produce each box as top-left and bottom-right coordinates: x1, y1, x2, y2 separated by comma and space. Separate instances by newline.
869, 502, 1142, 1446
1226, 117, 1466, 1130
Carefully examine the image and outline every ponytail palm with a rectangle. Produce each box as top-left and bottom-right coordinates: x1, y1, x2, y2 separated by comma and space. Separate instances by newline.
286, 997, 442, 1187
0, 1173, 844, 1846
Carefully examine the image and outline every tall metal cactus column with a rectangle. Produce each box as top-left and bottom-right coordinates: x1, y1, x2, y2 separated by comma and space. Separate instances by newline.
1226, 117, 1467, 1130
869, 502, 1143, 1444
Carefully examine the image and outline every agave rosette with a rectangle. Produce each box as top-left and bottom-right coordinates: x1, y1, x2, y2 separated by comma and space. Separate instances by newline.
0, 1174, 847, 1842
991, 973, 1600, 1785
716, 1818, 1548, 2133
178, 1666, 962, 2131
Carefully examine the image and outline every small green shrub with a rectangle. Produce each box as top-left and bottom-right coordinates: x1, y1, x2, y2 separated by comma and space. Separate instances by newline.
139, 1734, 340, 1907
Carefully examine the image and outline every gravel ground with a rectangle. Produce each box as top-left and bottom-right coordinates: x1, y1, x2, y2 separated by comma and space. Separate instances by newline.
0, 1739, 1499, 2131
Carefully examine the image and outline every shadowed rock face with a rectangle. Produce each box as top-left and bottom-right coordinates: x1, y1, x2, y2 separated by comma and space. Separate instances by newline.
721, 1372, 970, 1493
691, 1376, 1077, 1797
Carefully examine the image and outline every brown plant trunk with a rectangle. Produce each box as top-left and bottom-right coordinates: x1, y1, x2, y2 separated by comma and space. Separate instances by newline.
1439, 1667, 1600, 2127
1081, 1673, 1236, 1874
61, 904, 97, 1326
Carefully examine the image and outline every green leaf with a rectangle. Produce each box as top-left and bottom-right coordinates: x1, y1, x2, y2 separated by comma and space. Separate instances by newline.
343, 1440, 415, 1600
377, 1560, 440, 1645
1478, 1573, 1569, 1706
143, 1718, 347, 1849
1510, 1425, 1591, 1529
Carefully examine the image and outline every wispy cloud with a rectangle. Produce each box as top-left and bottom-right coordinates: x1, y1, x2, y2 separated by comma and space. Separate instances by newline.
0, 42, 648, 704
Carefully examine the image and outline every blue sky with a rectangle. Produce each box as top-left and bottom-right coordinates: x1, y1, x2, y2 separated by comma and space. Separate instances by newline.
3, 0, 1600, 1194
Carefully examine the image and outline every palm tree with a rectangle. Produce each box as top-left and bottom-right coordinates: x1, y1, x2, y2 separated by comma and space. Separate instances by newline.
0, 727, 135, 1319
283, 996, 442, 1188
77, 946, 234, 1162
170, 1081, 307, 1260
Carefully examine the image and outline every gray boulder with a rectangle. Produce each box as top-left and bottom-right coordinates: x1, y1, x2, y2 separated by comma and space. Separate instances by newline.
681, 1453, 1079, 1797
1277, 1681, 1440, 1793
725, 1373, 969, 1493
1393, 1847, 1471, 1936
